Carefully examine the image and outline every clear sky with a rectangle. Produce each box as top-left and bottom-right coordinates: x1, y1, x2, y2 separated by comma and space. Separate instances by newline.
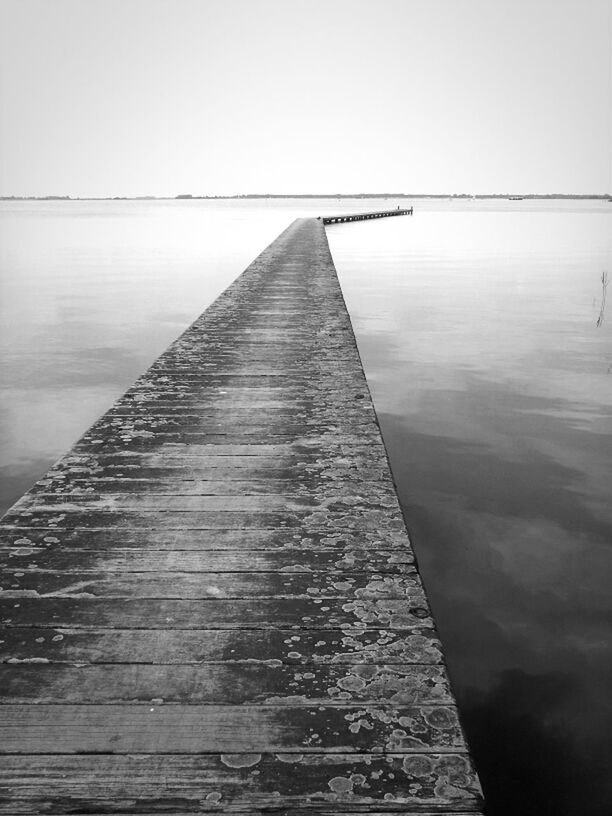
0, 0, 610, 196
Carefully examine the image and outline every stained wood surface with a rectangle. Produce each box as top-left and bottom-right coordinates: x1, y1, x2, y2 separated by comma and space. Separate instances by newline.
0, 217, 483, 813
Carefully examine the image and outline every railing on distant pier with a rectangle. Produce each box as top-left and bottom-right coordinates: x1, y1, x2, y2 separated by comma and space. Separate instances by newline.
321, 207, 413, 224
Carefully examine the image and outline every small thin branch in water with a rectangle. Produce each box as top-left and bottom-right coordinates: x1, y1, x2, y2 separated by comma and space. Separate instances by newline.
596, 271, 608, 327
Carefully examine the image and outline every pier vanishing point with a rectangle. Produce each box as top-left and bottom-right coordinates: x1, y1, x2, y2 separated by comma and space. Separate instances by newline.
0, 209, 484, 814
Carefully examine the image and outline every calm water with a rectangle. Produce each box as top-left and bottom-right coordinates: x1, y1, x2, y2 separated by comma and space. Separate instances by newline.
1, 198, 611, 814
327, 201, 612, 816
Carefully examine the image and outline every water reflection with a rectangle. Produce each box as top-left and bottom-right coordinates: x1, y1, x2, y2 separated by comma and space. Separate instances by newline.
464, 668, 612, 816
327, 200, 612, 815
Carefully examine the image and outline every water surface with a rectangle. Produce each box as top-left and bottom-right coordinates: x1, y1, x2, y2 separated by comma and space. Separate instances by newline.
1, 198, 611, 814
327, 199, 612, 816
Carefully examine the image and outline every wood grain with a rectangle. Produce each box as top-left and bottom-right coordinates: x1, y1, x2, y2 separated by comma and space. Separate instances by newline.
0, 754, 482, 814
0, 704, 467, 753
0, 626, 443, 665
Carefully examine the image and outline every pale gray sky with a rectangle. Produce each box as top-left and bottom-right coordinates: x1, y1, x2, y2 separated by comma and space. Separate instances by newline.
0, 0, 610, 196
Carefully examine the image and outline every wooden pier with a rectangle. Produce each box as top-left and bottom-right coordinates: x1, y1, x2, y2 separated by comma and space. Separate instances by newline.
322, 208, 413, 224
0, 213, 483, 814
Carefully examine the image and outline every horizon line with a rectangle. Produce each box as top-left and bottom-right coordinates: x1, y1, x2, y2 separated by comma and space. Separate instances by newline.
2, 192, 611, 201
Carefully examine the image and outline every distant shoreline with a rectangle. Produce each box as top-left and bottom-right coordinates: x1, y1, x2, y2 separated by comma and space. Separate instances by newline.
1, 193, 611, 201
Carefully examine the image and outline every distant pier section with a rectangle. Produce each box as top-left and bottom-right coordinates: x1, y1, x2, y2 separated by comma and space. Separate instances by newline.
0, 211, 483, 814
322, 206, 413, 224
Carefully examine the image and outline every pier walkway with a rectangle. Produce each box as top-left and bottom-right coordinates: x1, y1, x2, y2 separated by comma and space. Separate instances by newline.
0, 215, 483, 814
322, 208, 412, 224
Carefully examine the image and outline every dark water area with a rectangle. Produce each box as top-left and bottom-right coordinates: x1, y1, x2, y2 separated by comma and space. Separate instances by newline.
327, 200, 612, 815
1, 198, 611, 813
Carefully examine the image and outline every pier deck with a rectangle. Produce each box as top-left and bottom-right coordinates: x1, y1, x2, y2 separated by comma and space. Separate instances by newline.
0, 216, 483, 814
322, 208, 412, 224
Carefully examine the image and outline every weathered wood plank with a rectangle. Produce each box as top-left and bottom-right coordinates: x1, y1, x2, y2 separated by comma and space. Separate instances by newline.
43, 447, 387, 463
0, 811, 481, 816
0, 570, 425, 599
111, 378, 373, 393
106, 406, 378, 419
0, 627, 443, 665
111, 398, 377, 411
36, 455, 393, 475
70, 440, 389, 457
0, 598, 432, 629
120, 386, 375, 401
0, 509, 407, 532
0, 663, 453, 705
0, 528, 409, 551
0, 808, 482, 816
57, 441, 388, 456
30, 463, 394, 483
0, 754, 483, 814
74, 439, 383, 453
77, 431, 384, 450
0, 547, 415, 572
28, 478, 396, 498
12, 492, 397, 512
147, 365, 367, 376
0, 704, 467, 753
